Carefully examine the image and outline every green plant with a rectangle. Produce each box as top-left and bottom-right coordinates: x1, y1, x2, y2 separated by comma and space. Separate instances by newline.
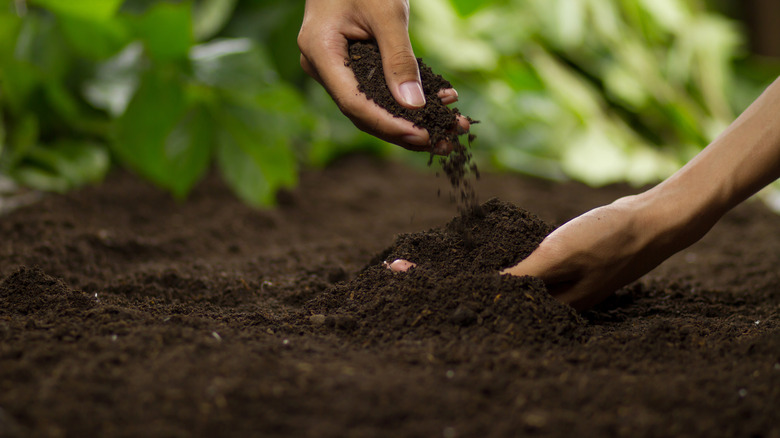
409, 0, 779, 185
1, 0, 777, 206
0, 0, 388, 206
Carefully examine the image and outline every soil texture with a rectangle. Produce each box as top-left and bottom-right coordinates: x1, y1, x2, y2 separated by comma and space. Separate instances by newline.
348, 41, 479, 210
1, 155, 779, 437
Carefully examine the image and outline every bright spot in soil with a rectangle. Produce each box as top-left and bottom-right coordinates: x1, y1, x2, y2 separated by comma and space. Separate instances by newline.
738, 388, 747, 398
282, 339, 289, 345
211, 332, 222, 341
111, 334, 117, 342
754, 320, 761, 326
446, 370, 455, 379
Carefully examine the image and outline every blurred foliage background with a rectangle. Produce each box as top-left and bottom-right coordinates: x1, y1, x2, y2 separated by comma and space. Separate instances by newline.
1, 0, 779, 206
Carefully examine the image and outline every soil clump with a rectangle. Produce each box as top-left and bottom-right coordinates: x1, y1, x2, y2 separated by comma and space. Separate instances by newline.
348, 40, 479, 211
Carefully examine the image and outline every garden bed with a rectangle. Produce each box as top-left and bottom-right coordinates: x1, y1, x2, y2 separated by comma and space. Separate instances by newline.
1, 155, 778, 437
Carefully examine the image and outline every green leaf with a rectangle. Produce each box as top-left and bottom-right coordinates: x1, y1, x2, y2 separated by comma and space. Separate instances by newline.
450, 0, 485, 17
130, 2, 193, 61
0, 62, 39, 115
11, 140, 110, 192
113, 69, 187, 183
193, 0, 238, 41
30, 0, 123, 21
13, 14, 70, 78
8, 166, 71, 192
2, 113, 39, 170
59, 14, 130, 59
113, 68, 213, 198
190, 38, 277, 94
44, 81, 82, 123
82, 43, 144, 117
215, 105, 297, 207
0, 12, 22, 57
160, 104, 214, 198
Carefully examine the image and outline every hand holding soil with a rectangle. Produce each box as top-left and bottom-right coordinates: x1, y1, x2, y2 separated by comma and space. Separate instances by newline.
298, 0, 468, 152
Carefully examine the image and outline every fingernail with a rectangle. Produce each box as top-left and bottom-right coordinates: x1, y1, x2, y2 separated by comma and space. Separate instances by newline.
440, 89, 459, 105
399, 81, 426, 108
402, 134, 427, 146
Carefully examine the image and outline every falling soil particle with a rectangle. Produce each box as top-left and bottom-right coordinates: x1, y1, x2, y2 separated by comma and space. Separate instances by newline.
348, 40, 479, 212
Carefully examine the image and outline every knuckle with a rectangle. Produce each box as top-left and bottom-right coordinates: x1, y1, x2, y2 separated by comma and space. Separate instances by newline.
296, 31, 310, 54
385, 48, 418, 73
381, 0, 410, 20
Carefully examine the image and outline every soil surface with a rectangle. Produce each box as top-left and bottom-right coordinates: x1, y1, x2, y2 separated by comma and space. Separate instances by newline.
1, 155, 779, 437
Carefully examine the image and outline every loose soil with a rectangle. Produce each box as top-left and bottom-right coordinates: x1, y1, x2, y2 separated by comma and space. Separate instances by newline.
349, 41, 479, 211
1, 156, 779, 437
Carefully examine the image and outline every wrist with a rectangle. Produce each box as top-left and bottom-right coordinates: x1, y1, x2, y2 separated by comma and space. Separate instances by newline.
632, 180, 725, 252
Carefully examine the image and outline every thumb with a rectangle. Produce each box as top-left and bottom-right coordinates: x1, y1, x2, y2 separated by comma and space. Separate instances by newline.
374, 22, 425, 109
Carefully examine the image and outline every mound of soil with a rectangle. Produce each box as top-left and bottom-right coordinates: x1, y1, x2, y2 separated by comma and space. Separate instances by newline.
309, 199, 582, 346
0, 266, 95, 317
1, 156, 778, 437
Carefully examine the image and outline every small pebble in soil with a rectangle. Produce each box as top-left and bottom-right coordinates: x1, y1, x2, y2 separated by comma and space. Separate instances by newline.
309, 314, 327, 326
448, 306, 477, 327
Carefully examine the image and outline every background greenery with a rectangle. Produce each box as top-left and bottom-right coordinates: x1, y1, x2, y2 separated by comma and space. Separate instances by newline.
1, 0, 778, 206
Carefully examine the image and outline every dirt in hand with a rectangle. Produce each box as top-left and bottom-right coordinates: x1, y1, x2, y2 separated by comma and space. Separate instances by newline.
348, 40, 479, 212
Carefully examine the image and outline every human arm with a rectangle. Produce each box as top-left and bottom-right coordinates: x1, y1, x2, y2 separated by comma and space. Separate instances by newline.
297, 0, 467, 152
503, 77, 780, 311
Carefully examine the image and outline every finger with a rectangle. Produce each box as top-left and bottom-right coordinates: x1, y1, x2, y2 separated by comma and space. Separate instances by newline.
456, 114, 470, 134
430, 115, 471, 155
303, 35, 431, 150
438, 88, 458, 105
371, 9, 425, 109
300, 53, 322, 84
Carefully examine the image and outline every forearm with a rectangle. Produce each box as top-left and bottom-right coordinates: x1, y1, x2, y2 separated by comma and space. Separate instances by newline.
644, 77, 780, 235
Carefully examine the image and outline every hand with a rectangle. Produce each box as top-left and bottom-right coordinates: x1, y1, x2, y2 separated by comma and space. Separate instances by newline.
298, 0, 469, 153
501, 194, 711, 310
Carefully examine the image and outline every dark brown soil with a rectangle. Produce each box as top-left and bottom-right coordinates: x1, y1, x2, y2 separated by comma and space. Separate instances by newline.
1, 156, 779, 437
348, 41, 479, 210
